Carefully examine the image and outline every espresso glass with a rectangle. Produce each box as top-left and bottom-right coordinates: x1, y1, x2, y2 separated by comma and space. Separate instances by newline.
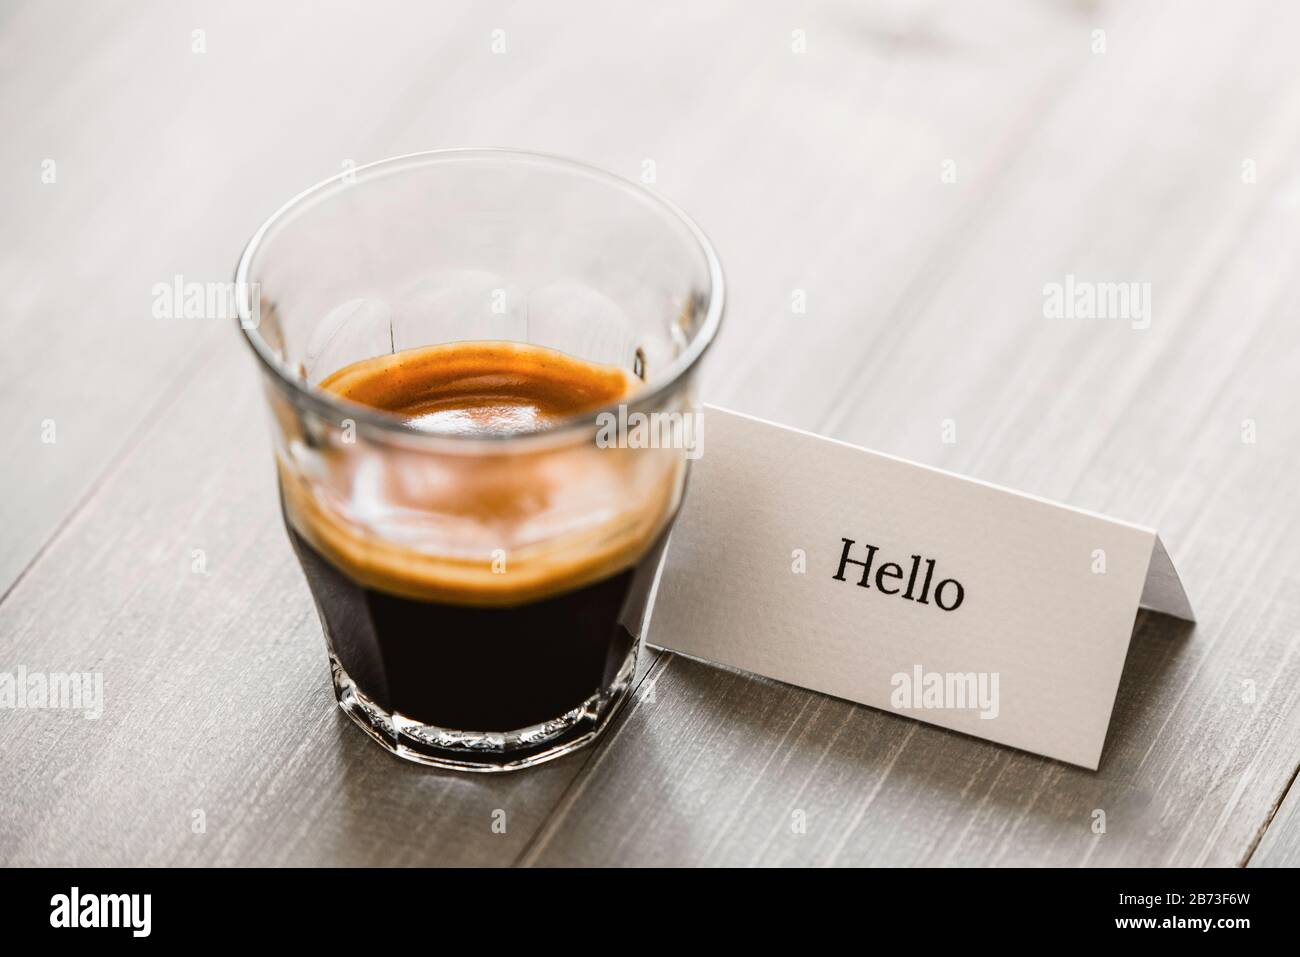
234, 150, 723, 771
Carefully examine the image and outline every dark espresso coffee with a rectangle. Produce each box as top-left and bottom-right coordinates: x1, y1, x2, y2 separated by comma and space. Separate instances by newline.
279, 342, 678, 740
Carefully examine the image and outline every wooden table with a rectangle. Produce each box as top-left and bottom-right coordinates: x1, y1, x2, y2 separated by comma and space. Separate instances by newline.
3, 0, 1299, 867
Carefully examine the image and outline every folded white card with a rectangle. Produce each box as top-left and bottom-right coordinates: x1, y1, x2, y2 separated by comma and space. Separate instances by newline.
649, 406, 1193, 769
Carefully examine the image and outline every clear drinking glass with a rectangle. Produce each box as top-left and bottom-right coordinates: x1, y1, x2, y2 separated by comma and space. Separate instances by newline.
234, 149, 724, 771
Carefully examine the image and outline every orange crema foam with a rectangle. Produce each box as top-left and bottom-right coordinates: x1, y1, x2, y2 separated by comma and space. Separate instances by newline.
279, 340, 684, 606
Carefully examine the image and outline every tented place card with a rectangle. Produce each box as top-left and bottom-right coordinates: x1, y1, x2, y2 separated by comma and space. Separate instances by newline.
649, 406, 1194, 769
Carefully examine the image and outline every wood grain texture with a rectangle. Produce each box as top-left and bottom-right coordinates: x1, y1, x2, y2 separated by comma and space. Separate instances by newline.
1251, 769, 1300, 867
2, 0, 1299, 866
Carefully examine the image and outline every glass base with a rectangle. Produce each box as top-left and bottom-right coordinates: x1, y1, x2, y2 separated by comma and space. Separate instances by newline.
329, 648, 638, 772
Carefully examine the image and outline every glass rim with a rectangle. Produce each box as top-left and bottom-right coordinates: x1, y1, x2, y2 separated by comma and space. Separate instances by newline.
233, 147, 725, 445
